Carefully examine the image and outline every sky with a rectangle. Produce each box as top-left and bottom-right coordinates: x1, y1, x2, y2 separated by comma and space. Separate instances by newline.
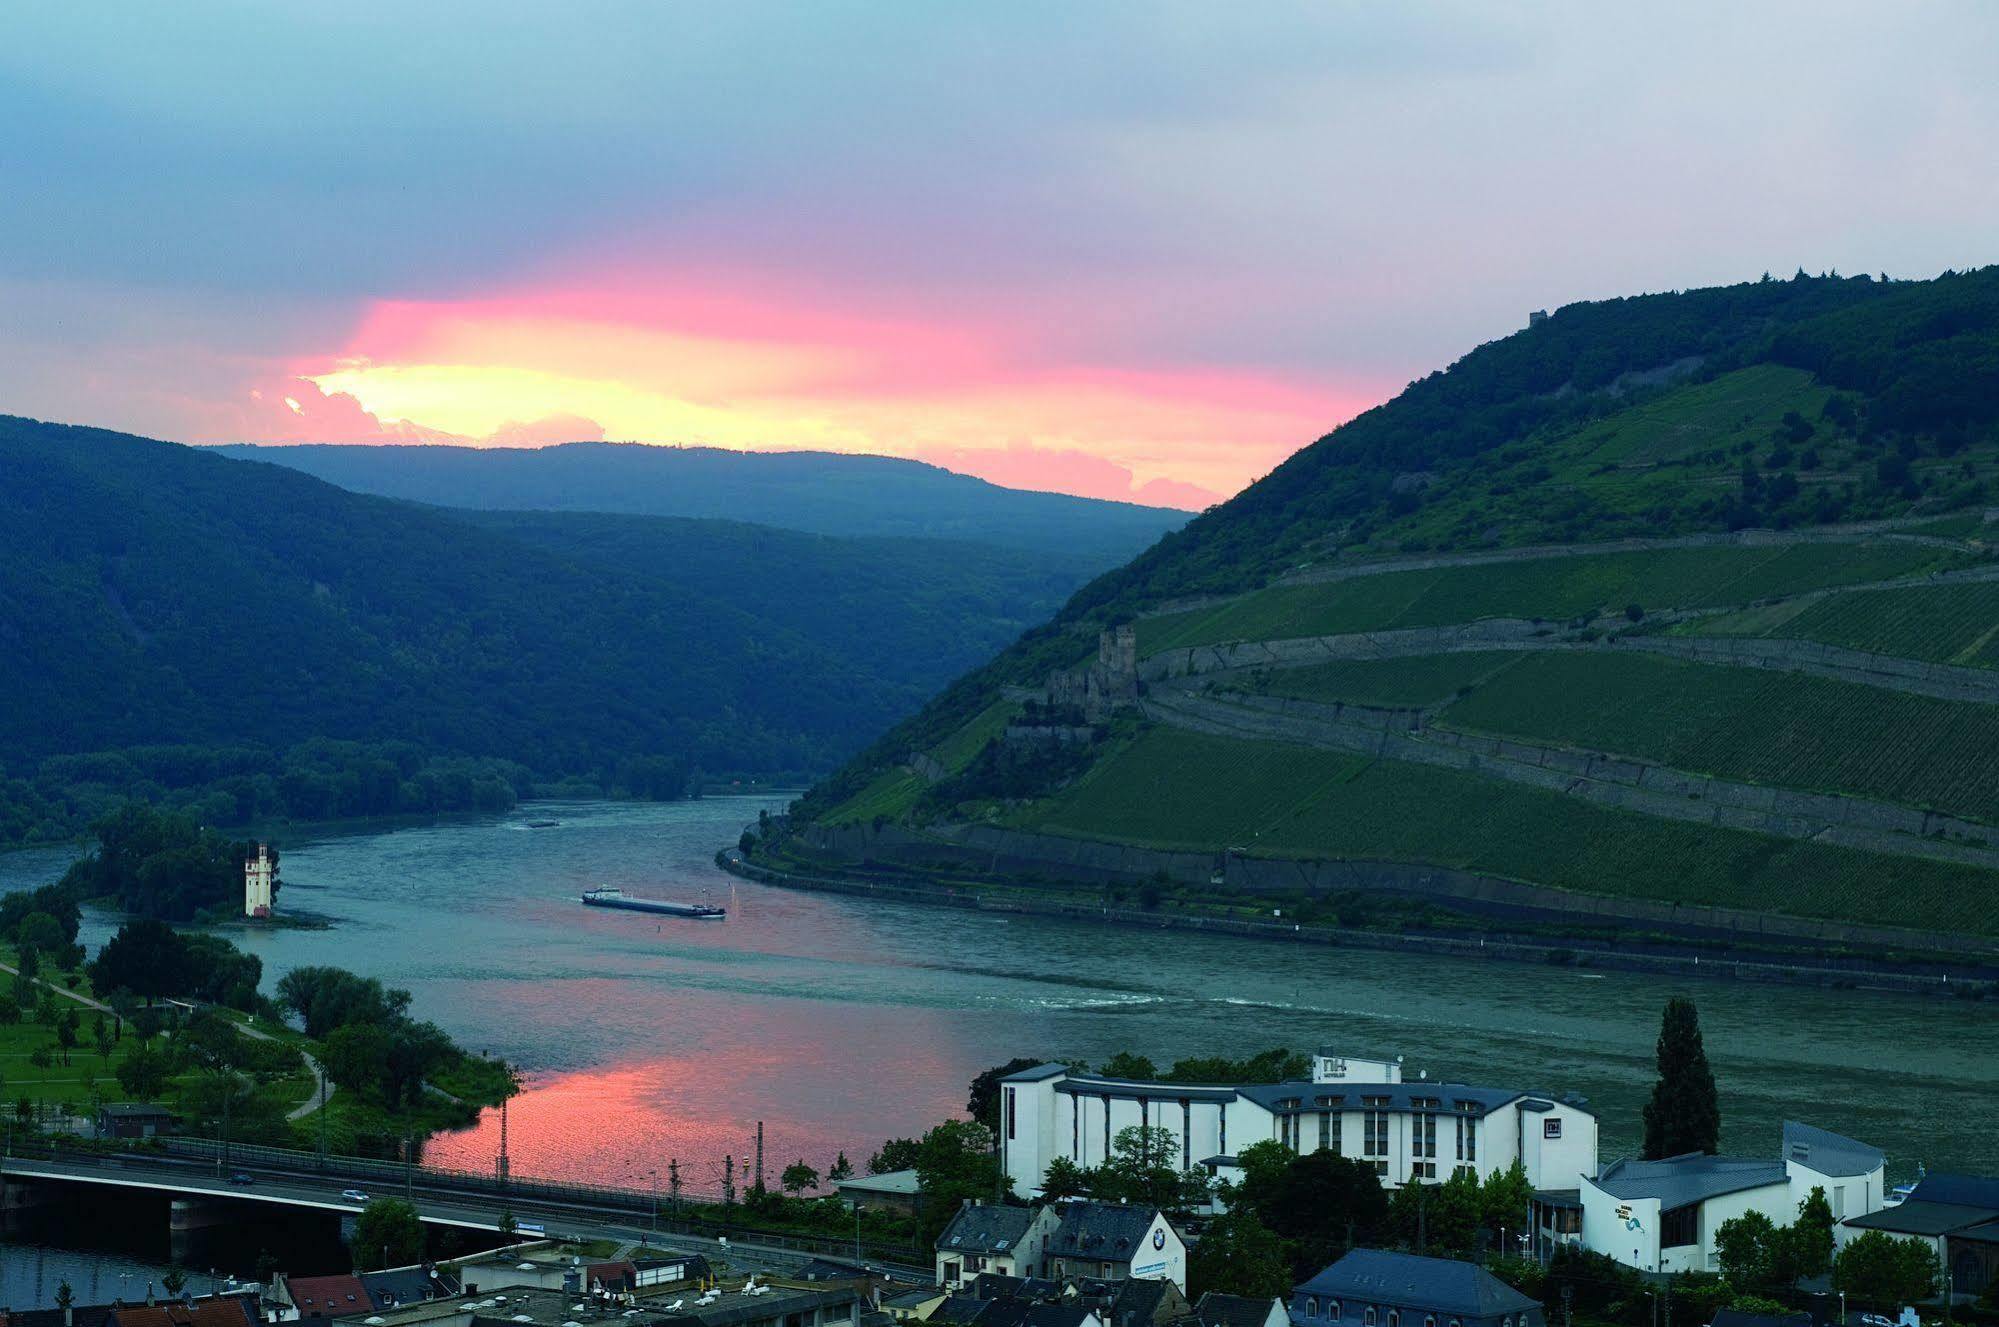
1, 4, 1995, 509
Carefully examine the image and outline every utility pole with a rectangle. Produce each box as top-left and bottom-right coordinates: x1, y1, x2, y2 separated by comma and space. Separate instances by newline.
723, 1154, 735, 1206
497, 1096, 510, 1186
669, 1158, 682, 1211
754, 1122, 764, 1195
404, 1132, 414, 1202
317, 1070, 328, 1168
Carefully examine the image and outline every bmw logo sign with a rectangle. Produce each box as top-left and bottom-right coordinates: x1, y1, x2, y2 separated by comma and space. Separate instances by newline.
1152, 1229, 1166, 1250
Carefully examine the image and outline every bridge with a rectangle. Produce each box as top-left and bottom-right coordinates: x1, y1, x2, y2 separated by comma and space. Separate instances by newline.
0, 1139, 929, 1279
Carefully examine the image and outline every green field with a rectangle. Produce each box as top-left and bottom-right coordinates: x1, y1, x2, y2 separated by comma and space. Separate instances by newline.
1695, 579, 1999, 667
1438, 650, 1999, 822
1557, 363, 1832, 467
1137, 541, 1966, 656
1248, 652, 1525, 707
820, 697, 1022, 826
1011, 726, 1998, 935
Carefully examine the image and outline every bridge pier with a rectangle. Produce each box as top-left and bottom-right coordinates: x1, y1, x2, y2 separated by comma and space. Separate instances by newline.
170, 1196, 234, 1264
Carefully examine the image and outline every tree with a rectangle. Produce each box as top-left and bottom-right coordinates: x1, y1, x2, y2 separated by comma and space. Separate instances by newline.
53, 1006, 78, 1066
1244, 1147, 1388, 1277
92, 1012, 113, 1065
1099, 1052, 1159, 1081
16, 911, 66, 958
1786, 1187, 1836, 1280
967, 1057, 1042, 1131
1428, 1168, 1485, 1257
912, 1120, 1010, 1245
1833, 1231, 1940, 1309
353, 1198, 425, 1270
90, 921, 190, 1005
1480, 1161, 1536, 1247
55, 1282, 74, 1316
827, 1152, 853, 1183
781, 1160, 820, 1196
1094, 1124, 1210, 1213
1041, 1156, 1091, 1200
1188, 1207, 1290, 1299
161, 1267, 188, 1297
868, 1137, 922, 1175
1716, 1210, 1780, 1289
1642, 998, 1720, 1158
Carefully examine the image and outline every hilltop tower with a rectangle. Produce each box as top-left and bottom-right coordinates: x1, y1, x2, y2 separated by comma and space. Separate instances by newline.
244, 843, 275, 918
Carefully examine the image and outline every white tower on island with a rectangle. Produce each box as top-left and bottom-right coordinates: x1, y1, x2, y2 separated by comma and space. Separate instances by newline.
244, 843, 275, 918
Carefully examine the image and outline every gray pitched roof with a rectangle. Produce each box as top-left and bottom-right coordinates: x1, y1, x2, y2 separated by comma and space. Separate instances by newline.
930, 1299, 994, 1327
1194, 1293, 1282, 1327
1909, 1172, 1999, 1210
1844, 1201, 1999, 1237
1590, 1154, 1788, 1209
939, 1203, 1038, 1255
1108, 1277, 1179, 1325
1296, 1250, 1540, 1319
1047, 1201, 1160, 1262
1002, 1063, 1071, 1083
1781, 1122, 1883, 1178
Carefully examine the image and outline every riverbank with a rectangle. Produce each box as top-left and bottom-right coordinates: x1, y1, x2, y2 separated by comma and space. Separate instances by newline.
721, 845, 1999, 999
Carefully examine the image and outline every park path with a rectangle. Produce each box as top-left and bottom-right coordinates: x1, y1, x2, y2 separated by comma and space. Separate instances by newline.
0, 956, 333, 1122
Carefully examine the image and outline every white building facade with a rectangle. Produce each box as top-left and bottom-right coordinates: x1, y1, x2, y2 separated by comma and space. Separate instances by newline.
998, 1053, 1598, 1199
244, 843, 275, 918
1581, 1122, 1887, 1274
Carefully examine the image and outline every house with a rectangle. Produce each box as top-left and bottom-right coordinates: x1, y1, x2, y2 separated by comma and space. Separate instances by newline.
997, 1053, 1596, 1203
1840, 1172, 1999, 1300
1192, 1293, 1288, 1327
881, 1288, 949, 1324
1105, 1277, 1188, 1327
359, 1267, 463, 1309
1288, 1250, 1543, 1327
283, 1275, 373, 1322
1582, 1122, 1887, 1273
936, 1203, 1061, 1290
97, 1102, 177, 1139
838, 1169, 924, 1216
105, 1297, 261, 1327
1040, 1202, 1184, 1292
1707, 1310, 1810, 1327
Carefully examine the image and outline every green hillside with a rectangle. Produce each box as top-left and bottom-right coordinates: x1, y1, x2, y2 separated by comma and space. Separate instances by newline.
0, 419, 1129, 845
775, 268, 1999, 946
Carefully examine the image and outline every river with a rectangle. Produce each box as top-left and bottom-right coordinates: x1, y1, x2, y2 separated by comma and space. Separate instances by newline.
3, 797, 1993, 1204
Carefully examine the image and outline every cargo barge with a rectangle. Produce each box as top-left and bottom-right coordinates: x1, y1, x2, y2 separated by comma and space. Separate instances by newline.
580, 887, 725, 919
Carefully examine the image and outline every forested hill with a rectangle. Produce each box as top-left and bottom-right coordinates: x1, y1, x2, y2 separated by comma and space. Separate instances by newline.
0, 419, 1104, 844
779, 267, 1999, 946
217, 440, 1188, 566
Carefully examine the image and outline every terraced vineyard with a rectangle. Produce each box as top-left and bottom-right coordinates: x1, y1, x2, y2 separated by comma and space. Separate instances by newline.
1252, 652, 1523, 707
1137, 540, 1968, 656
1438, 651, 1999, 822
1012, 727, 1998, 935
1694, 580, 1999, 666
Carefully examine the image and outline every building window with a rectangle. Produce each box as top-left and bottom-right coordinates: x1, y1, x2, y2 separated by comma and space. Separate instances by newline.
1319, 1111, 1333, 1152
1006, 1088, 1016, 1141
1544, 1118, 1562, 1139
1425, 1318, 1436, 1327
1364, 1310, 1376, 1326
1182, 1099, 1193, 1169
1328, 1303, 1340, 1320
1832, 1185, 1846, 1219
1219, 1107, 1227, 1156
1388, 1313, 1399, 1327
1306, 1300, 1318, 1319
1661, 1204, 1699, 1249
1073, 1097, 1080, 1159
1456, 1115, 1478, 1165
1363, 1110, 1388, 1158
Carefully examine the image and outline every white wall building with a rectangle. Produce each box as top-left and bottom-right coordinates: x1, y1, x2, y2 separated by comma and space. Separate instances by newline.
1581, 1121, 1886, 1274
999, 1053, 1598, 1201
934, 1201, 1061, 1291
1042, 1201, 1186, 1291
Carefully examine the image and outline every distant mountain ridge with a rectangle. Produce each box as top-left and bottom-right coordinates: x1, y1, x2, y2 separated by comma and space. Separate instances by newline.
0, 417, 1147, 845
216, 441, 1188, 565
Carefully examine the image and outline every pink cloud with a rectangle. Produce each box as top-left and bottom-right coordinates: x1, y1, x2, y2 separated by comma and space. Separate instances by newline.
223, 377, 605, 450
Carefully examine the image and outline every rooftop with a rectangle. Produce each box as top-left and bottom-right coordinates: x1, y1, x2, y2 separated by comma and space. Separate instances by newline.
1047, 1202, 1161, 1261
1194, 1294, 1282, 1327
1589, 1155, 1789, 1210
1296, 1251, 1539, 1319
938, 1203, 1039, 1256
1843, 1201, 1999, 1238
1781, 1122, 1884, 1179
836, 1169, 921, 1195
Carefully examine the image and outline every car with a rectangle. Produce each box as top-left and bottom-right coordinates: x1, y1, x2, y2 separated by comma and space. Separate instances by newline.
228, 1172, 255, 1186
341, 1188, 369, 1203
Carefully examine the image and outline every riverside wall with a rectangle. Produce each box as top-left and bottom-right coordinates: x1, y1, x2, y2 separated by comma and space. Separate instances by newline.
787, 818, 1999, 958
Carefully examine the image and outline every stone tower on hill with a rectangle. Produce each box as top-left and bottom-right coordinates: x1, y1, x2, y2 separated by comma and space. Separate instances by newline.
1046, 624, 1138, 722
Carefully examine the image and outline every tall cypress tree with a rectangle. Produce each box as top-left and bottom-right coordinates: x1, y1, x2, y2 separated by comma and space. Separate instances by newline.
1642, 997, 1721, 1158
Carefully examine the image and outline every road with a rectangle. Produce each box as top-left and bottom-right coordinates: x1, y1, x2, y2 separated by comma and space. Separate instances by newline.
0, 1149, 929, 1280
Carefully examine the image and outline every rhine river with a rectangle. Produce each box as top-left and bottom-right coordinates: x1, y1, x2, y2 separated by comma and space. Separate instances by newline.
3, 796, 1994, 1200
